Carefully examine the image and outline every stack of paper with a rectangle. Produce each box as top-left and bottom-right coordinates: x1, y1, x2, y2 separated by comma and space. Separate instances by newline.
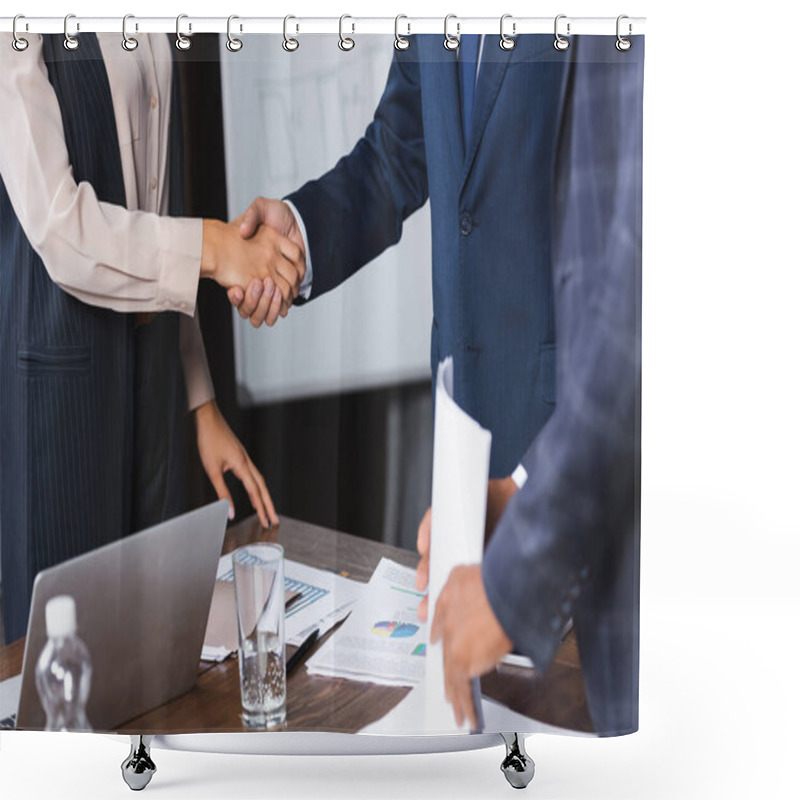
305, 558, 428, 686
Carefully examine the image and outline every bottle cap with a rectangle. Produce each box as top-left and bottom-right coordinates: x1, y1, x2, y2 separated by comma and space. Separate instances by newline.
45, 595, 77, 638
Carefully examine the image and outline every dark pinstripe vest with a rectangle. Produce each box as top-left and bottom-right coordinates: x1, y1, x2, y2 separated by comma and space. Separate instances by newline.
0, 34, 187, 642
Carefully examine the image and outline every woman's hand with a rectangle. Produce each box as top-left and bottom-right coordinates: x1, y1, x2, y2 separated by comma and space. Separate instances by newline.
200, 218, 305, 326
194, 399, 278, 529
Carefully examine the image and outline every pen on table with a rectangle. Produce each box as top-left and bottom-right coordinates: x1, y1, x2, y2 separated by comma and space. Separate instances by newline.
286, 628, 320, 676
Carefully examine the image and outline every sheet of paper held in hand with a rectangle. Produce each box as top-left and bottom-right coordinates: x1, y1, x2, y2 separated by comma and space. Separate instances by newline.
202, 554, 365, 661
305, 557, 428, 686
309, 358, 492, 732
423, 356, 492, 733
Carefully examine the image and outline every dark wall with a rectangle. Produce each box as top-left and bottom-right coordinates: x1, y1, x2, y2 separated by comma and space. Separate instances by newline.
243, 381, 432, 545
177, 37, 244, 520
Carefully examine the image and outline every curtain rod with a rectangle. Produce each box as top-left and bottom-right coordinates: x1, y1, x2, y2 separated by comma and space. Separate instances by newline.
1, 16, 646, 37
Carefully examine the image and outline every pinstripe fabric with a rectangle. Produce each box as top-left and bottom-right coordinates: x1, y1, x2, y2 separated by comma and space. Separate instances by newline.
0, 34, 186, 642
130, 312, 186, 534
130, 50, 187, 533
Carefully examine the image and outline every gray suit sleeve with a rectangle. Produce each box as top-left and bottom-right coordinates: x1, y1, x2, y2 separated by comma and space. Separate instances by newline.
482, 38, 643, 675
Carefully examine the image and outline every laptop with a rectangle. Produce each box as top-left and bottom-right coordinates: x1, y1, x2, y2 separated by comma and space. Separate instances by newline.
3, 499, 229, 731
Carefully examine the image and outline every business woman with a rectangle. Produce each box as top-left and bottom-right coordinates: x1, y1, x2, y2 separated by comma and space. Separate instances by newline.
0, 31, 301, 642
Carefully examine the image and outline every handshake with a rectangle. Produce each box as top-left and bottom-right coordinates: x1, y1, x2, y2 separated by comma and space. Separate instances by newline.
201, 197, 304, 328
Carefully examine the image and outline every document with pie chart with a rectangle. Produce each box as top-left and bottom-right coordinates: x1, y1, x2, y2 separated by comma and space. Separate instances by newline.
305, 557, 429, 686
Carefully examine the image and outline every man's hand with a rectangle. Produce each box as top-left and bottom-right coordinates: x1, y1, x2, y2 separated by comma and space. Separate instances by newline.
485, 476, 519, 542
415, 475, 518, 624
201, 217, 305, 328
430, 565, 513, 730
227, 198, 307, 323
415, 507, 432, 622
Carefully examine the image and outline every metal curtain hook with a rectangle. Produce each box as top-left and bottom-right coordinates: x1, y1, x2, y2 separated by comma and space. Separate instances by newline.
554, 14, 570, 51
499, 14, 516, 51
12, 14, 29, 52
283, 15, 299, 52
63, 14, 79, 51
226, 15, 243, 52
122, 14, 138, 51
339, 14, 355, 51
443, 14, 460, 51
394, 15, 410, 51
176, 14, 192, 51
616, 14, 632, 51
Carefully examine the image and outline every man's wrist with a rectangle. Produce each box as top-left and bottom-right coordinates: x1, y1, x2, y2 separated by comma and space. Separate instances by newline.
284, 198, 313, 299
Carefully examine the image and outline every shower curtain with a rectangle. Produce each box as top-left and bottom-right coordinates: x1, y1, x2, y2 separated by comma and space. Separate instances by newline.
0, 25, 643, 741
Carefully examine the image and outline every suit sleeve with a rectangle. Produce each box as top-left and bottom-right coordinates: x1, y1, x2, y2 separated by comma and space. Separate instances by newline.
286, 43, 429, 300
481, 39, 643, 675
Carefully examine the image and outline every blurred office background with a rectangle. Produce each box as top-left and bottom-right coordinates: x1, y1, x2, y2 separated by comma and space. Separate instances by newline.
179, 36, 434, 551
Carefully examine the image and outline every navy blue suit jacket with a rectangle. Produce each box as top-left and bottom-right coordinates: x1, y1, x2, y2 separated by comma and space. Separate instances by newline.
289, 35, 570, 477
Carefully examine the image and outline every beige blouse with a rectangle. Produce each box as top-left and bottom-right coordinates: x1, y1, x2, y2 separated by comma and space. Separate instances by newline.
0, 32, 212, 410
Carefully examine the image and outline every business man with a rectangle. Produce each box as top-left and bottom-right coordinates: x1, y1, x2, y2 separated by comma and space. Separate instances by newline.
234, 34, 642, 733
234, 33, 565, 481
422, 38, 643, 736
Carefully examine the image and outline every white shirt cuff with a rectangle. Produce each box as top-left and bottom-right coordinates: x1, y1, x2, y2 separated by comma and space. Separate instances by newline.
283, 198, 312, 300
511, 464, 529, 489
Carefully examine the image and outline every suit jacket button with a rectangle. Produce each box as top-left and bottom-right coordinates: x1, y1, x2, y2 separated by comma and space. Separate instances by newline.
459, 213, 473, 235
550, 614, 561, 632
569, 583, 580, 600
560, 599, 571, 615
579, 565, 591, 582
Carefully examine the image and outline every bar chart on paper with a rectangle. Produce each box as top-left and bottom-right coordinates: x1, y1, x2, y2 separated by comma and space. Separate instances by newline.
214, 553, 365, 648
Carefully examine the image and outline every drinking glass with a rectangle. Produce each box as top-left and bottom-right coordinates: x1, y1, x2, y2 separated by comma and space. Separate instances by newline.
232, 543, 286, 727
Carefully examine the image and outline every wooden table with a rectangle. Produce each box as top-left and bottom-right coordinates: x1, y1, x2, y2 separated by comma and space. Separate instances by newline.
0, 516, 592, 734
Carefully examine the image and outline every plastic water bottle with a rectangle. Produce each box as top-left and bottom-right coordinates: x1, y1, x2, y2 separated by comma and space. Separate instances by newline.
35, 595, 92, 731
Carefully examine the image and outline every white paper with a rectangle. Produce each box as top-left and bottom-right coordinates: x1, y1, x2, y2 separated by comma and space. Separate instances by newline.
0, 674, 22, 722
199, 645, 231, 663
214, 554, 365, 648
425, 357, 492, 733
306, 558, 428, 686
307, 359, 493, 730
359, 683, 594, 738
